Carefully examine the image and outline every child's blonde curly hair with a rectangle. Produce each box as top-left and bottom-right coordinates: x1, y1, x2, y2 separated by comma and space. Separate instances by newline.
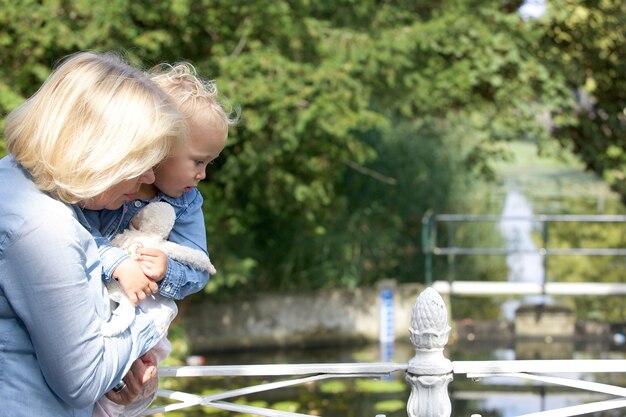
148, 63, 238, 137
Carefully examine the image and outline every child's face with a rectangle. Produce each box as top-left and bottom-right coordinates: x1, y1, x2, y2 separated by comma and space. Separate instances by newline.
153, 111, 227, 198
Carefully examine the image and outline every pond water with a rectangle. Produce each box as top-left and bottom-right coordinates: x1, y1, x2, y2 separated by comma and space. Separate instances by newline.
157, 339, 626, 417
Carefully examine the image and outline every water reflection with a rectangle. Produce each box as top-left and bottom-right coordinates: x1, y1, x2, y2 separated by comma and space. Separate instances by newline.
167, 341, 626, 417
452, 339, 626, 417
499, 190, 552, 321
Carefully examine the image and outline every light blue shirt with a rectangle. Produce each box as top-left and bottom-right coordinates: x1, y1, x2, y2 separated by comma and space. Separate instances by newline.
0, 155, 164, 417
83, 188, 211, 300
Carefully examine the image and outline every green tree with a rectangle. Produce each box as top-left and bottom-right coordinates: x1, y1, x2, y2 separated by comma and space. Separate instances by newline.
1, 0, 622, 295
538, 0, 626, 197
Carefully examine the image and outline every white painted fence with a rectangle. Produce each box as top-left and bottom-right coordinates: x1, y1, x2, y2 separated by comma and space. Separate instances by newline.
432, 280, 626, 296
142, 287, 626, 417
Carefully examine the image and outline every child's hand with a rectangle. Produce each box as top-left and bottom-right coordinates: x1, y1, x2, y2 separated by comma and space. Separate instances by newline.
135, 247, 168, 282
113, 258, 158, 306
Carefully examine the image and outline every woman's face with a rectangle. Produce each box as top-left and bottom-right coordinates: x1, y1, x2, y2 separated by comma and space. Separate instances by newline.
81, 170, 155, 210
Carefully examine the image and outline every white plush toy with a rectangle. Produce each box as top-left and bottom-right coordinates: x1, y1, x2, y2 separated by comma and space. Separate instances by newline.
101, 202, 216, 337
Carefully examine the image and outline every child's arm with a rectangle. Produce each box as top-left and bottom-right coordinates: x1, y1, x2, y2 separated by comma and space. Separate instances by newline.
156, 189, 212, 300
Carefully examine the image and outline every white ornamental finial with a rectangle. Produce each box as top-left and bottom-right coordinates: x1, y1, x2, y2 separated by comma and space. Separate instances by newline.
406, 287, 453, 417
409, 287, 451, 352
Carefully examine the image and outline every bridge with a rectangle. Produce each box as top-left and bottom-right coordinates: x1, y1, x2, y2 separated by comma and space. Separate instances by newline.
139, 287, 626, 417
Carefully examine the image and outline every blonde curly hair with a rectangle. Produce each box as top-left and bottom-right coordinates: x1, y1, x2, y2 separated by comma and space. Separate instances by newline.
148, 63, 237, 139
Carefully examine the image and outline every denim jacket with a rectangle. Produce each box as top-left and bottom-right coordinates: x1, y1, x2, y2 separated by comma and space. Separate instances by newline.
0, 155, 163, 417
83, 188, 211, 300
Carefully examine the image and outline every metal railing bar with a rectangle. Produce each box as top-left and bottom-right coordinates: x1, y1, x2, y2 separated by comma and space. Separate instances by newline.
453, 391, 609, 401
199, 372, 387, 402
201, 400, 319, 417
159, 362, 408, 377
512, 398, 626, 417
143, 390, 202, 415
144, 389, 323, 417
432, 214, 626, 222
433, 281, 626, 295
144, 372, 394, 415
453, 360, 626, 374
467, 372, 626, 397
432, 247, 626, 256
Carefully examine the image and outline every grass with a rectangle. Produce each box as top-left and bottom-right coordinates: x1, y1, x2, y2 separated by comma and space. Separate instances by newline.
493, 140, 624, 215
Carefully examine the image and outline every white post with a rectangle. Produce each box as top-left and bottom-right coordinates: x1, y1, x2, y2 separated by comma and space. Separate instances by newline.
406, 287, 453, 417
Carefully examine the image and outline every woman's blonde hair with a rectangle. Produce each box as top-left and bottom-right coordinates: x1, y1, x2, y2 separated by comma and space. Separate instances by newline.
148, 63, 238, 138
4, 51, 187, 203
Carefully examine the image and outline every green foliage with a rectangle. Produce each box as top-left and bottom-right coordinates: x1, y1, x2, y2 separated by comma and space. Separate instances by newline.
271, 401, 300, 413
319, 380, 347, 394
374, 399, 406, 413
539, 0, 626, 198
1, 0, 624, 305
203, 115, 493, 293
537, 221, 626, 321
355, 379, 405, 393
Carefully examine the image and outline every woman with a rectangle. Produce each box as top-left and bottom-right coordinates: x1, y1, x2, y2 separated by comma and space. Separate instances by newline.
0, 51, 187, 416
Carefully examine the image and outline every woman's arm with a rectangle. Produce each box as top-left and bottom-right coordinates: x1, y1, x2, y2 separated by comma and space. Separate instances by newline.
82, 208, 132, 283
83, 208, 157, 304
2, 212, 162, 408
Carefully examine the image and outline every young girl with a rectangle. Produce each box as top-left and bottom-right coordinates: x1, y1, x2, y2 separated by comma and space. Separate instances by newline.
85, 63, 237, 417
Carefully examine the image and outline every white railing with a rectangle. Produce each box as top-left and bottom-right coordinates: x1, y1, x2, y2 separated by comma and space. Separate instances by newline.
142, 287, 626, 417
432, 279, 626, 295
150, 363, 407, 416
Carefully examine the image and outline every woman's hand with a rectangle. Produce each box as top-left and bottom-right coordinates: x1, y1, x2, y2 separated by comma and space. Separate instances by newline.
104, 351, 159, 405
